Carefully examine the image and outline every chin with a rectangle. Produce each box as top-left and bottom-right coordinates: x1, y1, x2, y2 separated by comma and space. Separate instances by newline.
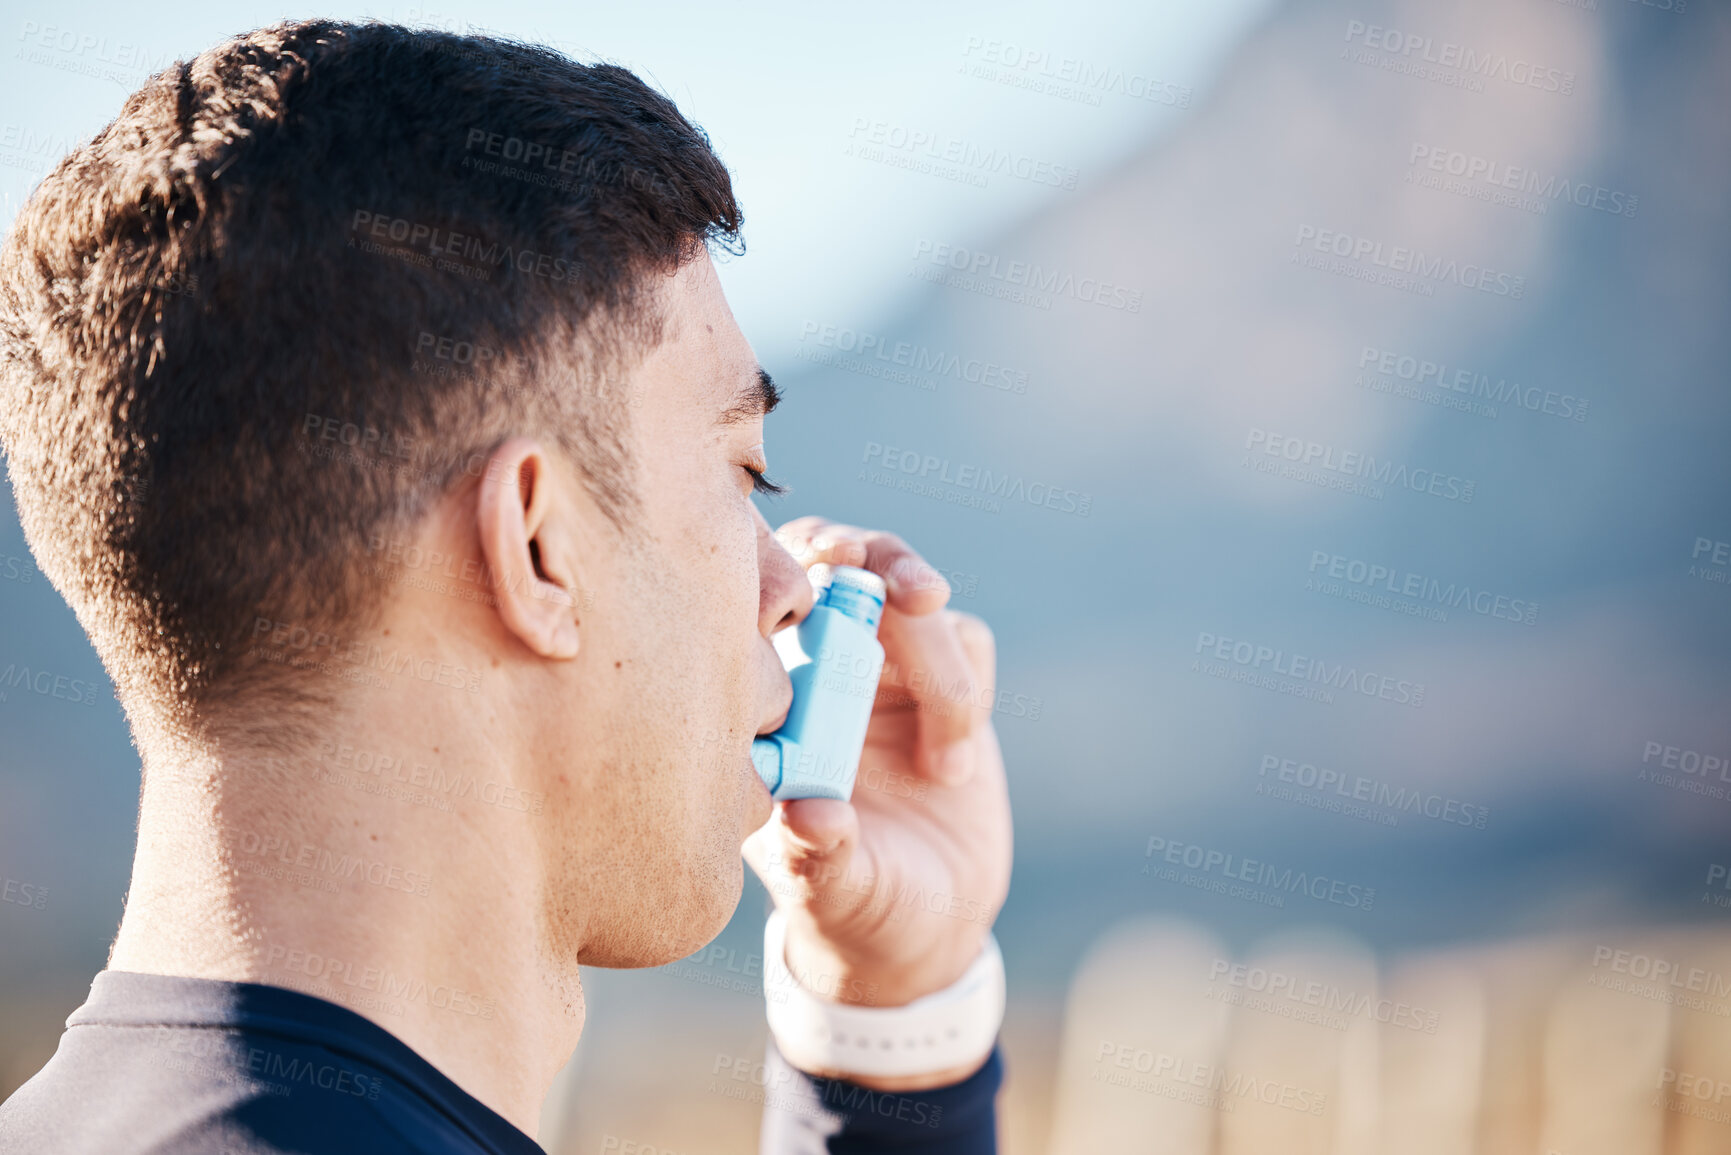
665, 854, 745, 962
589, 854, 745, 969
745, 776, 775, 836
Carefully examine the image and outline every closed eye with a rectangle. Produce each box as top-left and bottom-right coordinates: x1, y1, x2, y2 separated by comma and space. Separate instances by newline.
745, 464, 787, 498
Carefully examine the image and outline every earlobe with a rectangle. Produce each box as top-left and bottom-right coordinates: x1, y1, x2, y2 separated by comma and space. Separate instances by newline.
476, 438, 583, 660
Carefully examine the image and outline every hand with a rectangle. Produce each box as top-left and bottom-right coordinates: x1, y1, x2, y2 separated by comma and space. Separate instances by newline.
742, 517, 1014, 1091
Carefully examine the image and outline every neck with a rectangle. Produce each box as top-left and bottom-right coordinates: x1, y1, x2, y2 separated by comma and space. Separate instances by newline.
108, 696, 584, 1137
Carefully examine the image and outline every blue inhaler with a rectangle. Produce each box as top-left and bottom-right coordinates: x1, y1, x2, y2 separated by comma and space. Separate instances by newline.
751, 565, 887, 801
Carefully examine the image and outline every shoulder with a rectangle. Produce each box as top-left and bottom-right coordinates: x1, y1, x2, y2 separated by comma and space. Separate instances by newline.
0, 1021, 451, 1155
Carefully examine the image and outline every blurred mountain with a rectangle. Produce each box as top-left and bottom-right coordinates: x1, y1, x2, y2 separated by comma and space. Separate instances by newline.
757, 0, 1731, 985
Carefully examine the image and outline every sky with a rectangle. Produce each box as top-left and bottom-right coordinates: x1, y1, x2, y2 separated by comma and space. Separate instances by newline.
1, 0, 1277, 352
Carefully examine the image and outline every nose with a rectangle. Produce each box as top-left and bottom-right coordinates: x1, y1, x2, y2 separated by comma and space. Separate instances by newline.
757, 508, 813, 637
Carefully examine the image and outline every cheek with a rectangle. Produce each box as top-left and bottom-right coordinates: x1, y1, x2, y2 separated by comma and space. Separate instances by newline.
702, 495, 765, 625
673, 497, 762, 692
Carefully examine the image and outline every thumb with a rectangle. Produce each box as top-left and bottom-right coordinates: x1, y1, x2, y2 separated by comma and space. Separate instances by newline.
773, 797, 861, 885
767, 799, 876, 940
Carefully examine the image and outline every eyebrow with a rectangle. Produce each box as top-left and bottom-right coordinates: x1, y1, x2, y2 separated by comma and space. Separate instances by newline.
718, 367, 781, 425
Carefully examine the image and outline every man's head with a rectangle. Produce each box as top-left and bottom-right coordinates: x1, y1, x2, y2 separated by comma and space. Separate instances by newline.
0, 20, 809, 965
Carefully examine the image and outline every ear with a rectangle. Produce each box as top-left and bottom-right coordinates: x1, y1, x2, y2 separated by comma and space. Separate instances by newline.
476, 438, 583, 660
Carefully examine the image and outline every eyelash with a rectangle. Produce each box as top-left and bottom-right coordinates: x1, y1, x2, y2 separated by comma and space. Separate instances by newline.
745, 464, 787, 498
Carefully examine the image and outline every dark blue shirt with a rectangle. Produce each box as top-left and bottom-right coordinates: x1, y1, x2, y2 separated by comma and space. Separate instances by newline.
0, 971, 1002, 1154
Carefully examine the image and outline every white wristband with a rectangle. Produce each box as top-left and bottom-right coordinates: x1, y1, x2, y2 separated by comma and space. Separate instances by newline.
762, 907, 1005, 1080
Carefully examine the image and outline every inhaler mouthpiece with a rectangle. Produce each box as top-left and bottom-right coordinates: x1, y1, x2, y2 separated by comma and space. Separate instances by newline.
750, 565, 887, 800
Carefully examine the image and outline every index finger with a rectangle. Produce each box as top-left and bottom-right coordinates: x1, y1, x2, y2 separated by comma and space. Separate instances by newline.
774, 516, 952, 615
878, 609, 995, 783
775, 517, 985, 781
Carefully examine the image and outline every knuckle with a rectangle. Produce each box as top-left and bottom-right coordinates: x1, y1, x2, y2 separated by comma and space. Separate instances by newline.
886, 555, 937, 589
866, 531, 912, 557
777, 515, 823, 534
949, 610, 994, 649
810, 524, 866, 552
818, 521, 865, 540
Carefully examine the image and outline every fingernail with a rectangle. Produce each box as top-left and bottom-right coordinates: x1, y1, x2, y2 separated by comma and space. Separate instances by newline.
938, 741, 974, 785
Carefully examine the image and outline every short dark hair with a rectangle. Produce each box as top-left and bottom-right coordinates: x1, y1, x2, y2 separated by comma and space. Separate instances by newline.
0, 19, 741, 742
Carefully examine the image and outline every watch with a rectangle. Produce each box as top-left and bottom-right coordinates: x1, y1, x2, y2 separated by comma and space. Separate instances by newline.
762, 906, 1005, 1079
